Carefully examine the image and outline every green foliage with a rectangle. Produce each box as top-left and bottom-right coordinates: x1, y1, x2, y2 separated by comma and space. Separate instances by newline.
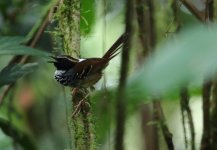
0, 63, 38, 87
3, 0, 217, 149
93, 25, 217, 107
0, 36, 24, 45
81, 0, 95, 35
91, 25, 217, 142
128, 25, 217, 98
0, 36, 51, 56
0, 118, 36, 150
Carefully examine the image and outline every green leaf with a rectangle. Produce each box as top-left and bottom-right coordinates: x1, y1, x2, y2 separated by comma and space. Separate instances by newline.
0, 36, 51, 56
0, 36, 25, 45
80, 0, 95, 35
0, 63, 38, 87
127, 25, 217, 99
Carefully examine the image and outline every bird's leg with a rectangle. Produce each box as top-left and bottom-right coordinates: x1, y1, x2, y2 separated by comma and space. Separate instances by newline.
72, 90, 90, 117
71, 88, 78, 96
90, 86, 95, 92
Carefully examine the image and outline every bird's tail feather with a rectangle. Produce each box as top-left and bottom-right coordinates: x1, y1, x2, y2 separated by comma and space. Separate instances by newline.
103, 33, 128, 60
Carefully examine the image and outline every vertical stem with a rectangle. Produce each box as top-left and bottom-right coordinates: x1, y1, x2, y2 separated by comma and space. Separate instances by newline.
171, 0, 181, 31
201, 1, 213, 149
57, 0, 80, 57
71, 89, 96, 150
154, 101, 174, 150
211, 81, 217, 149
180, 0, 205, 22
180, 87, 195, 150
210, 1, 217, 149
180, 95, 188, 149
205, 0, 213, 21
135, 0, 149, 57
201, 81, 212, 150
141, 104, 159, 150
115, 0, 133, 149
136, 1, 167, 150
147, 0, 156, 48
135, 0, 156, 57
152, 102, 159, 150
55, 0, 96, 149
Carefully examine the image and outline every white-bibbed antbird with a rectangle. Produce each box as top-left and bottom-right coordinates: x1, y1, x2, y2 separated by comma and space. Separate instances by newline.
50, 33, 127, 88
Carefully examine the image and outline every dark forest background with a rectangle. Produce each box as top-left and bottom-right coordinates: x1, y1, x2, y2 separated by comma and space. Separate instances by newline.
0, 0, 217, 150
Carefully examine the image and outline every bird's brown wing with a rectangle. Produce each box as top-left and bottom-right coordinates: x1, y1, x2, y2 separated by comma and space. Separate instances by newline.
72, 58, 108, 80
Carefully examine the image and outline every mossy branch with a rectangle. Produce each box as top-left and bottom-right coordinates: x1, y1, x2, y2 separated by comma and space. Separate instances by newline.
55, 0, 80, 57
54, 0, 96, 149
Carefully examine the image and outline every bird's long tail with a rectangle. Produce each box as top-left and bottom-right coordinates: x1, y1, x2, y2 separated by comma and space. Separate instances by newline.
103, 33, 128, 60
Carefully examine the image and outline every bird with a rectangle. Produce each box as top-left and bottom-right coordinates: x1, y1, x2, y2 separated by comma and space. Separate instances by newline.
50, 33, 127, 88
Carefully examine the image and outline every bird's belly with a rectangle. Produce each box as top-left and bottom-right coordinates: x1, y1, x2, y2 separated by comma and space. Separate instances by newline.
54, 70, 78, 87
54, 70, 102, 88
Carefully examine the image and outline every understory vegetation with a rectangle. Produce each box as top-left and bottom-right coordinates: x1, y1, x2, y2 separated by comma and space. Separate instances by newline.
0, 0, 217, 150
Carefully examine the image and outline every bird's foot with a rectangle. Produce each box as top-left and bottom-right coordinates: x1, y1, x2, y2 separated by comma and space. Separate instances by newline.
71, 93, 90, 117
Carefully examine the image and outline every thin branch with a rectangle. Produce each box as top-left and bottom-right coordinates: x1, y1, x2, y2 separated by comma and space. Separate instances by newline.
8, 0, 56, 65
201, 81, 212, 150
205, 0, 214, 21
164, 0, 182, 37
135, 0, 149, 57
141, 104, 159, 150
154, 101, 174, 150
115, 0, 133, 149
0, 84, 14, 105
201, 1, 213, 149
28, 16, 50, 48
180, 97, 188, 149
180, 87, 195, 150
180, 0, 205, 22
211, 81, 217, 149
148, 0, 156, 47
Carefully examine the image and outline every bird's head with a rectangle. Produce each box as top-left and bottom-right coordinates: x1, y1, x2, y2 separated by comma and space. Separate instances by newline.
49, 55, 78, 70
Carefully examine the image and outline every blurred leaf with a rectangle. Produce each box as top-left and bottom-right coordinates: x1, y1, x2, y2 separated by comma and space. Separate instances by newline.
128, 25, 217, 100
0, 36, 25, 45
0, 118, 36, 150
80, 0, 95, 35
24, 0, 57, 43
0, 36, 51, 56
0, 63, 38, 87
92, 25, 217, 142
